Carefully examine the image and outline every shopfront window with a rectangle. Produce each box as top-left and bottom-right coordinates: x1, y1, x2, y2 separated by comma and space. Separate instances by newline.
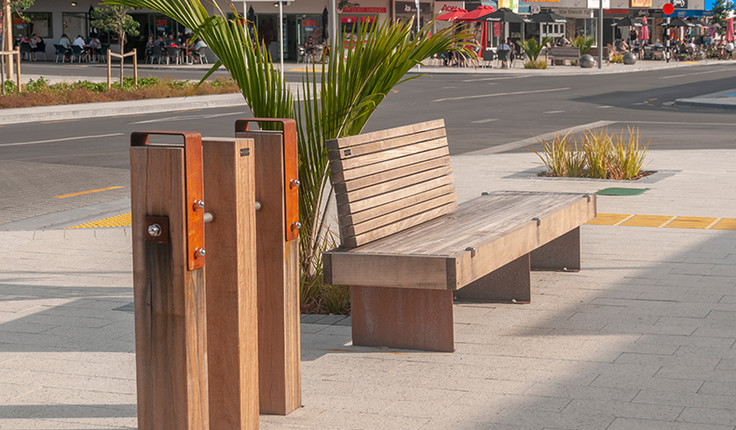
63, 12, 88, 39
11, 12, 52, 39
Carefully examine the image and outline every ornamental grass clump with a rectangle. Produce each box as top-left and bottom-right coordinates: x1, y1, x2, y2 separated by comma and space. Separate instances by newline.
533, 128, 649, 180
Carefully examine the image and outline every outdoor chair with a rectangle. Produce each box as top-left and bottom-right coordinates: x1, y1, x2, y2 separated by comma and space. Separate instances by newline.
70, 45, 86, 63
194, 46, 209, 64
482, 49, 495, 67
19, 43, 33, 61
32, 42, 47, 61
53, 44, 70, 63
148, 45, 163, 64
165, 46, 180, 64
497, 49, 511, 68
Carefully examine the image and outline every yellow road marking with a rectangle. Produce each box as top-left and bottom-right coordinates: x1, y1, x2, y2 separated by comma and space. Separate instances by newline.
665, 216, 719, 229
620, 215, 675, 228
41, 119, 81, 124
67, 213, 131, 229
586, 213, 633, 226
711, 218, 736, 230
55, 186, 124, 199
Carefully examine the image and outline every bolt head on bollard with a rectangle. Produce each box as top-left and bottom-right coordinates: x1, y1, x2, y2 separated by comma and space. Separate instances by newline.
290, 179, 301, 189
147, 223, 162, 237
195, 248, 206, 258
193, 200, 205, 211
292, 222, 302, 230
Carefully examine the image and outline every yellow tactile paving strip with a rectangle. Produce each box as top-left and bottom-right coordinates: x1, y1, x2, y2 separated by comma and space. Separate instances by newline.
665, 216, 719, 229
620, 215, 676, 228
588, 213, 736, 230
55, 186, 124, 199
67, 213, 132, 229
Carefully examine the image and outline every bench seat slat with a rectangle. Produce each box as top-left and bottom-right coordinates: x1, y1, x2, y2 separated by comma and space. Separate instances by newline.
331, 136, 448, 173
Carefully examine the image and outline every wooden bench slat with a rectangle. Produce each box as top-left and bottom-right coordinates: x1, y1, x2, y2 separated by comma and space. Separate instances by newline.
335, 165, 453, 204
340, 193, 459, 242
339, 184, 457, 226
326, 119, 445, 150
330, 137, 449, 175
333, 156, 452, 195
336, 173, 454, 215
341, 202, 460, 248
328, 128, 447, 160
331, 146, 451, 183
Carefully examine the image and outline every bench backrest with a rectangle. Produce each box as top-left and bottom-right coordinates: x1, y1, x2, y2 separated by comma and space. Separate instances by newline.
548, 46, 579, 57
327, 119, 458, 248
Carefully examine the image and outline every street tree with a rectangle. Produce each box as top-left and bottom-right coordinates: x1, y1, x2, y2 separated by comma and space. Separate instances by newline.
91, 5, 140, 84
2, 0, 34, 80
711, 0, 734, 36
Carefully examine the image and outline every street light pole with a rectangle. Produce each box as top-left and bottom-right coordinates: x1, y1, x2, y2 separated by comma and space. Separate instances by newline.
598, 0, 603, 69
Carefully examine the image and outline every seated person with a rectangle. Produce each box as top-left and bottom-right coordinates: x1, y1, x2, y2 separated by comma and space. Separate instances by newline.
88, 35, 101, 58
190, 38, 208, 63
30, 34, 45, 59
58, 33, 72, 59
72, 34, 88, 60
166, 34, 178, 48
304, 36, 315, 54
497, 39, 511, 68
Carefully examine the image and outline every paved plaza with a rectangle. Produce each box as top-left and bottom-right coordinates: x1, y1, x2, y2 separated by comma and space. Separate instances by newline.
2, 143, 736, 429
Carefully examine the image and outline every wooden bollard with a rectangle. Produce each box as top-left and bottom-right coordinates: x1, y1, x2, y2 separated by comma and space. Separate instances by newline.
202, 138, 259, 429
130, 132, 209, 429
235, 119, 301, 415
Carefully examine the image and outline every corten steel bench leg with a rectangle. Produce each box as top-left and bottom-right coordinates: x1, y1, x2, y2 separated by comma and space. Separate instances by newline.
530, 227, 581, 272
351, 286, 455, 352
454, 254, 531, 303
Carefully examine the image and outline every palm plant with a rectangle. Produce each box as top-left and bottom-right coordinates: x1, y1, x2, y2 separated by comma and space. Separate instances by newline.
105, 0, 475, 311
515, 37, 552, 61
571, 36, 595, 56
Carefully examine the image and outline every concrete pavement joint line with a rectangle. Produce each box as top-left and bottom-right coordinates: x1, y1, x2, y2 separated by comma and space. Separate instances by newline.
466, 120, 616, 155
55, 186, 124, 199
0, 133, 124, 147
433, 87, 571, 102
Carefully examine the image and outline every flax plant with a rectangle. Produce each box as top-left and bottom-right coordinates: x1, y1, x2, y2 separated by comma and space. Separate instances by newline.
533, 132, 585, 177
582, 128, 613, 179
609, 127, 649, 180
106, 0, 475, 312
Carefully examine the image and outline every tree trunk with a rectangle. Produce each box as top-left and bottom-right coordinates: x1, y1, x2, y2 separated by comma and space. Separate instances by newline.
2, 0, 14, 80
119, 28, 124, 85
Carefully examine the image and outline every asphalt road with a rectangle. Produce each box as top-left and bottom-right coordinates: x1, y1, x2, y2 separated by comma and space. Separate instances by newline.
2, 62, 735, 227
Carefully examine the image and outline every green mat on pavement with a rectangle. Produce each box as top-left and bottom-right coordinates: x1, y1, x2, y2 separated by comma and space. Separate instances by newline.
596, 188, 648, 196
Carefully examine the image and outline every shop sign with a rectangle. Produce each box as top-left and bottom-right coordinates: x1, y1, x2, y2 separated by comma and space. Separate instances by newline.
672, 0, 688, 8
436, 1, 465, 12
529, 0, 561, 3
341, 7, 388, 13
630, 0, 652, 7
394, 1, 431, 14
553, 8, 594, 17
498, 0, 520, 12
341, 15, 377, 22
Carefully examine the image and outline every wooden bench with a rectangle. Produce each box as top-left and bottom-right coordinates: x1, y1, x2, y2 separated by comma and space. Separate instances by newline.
547, 46, 579, 65
323, 120, 596, 352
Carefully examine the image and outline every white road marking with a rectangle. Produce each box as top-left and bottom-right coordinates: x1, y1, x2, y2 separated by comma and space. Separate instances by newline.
471, 118, 499, 124
461, 75, 530, 82
0, 133, 125, 147
598, 105, 614, 109
434, 87, 570, 102
622, 120, 736, 126
544, 110, 565, 114
130, 111, 243, 124
659, 68, 730, 79
465, 120, 616, 155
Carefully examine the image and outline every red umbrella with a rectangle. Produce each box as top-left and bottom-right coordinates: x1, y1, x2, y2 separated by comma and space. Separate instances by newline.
726, 18, 734, 42
437, 8, 467, 22
457, 5, 496, 22
640, 16, 650, 42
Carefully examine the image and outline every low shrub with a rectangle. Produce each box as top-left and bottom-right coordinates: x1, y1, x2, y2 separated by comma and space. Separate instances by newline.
523, 59, 548, 69
0, 76, 239, 109
611, 53, 624, 63
533, 128, 650, 180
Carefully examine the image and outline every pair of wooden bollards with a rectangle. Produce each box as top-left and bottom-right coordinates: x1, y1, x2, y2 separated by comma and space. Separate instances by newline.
130, 119, 300, 429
